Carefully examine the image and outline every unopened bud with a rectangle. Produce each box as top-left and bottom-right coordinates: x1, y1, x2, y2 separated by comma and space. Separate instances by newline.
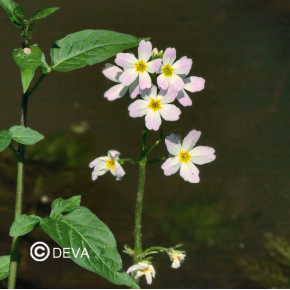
23, 48, 31, 55
152, 48, 159, 55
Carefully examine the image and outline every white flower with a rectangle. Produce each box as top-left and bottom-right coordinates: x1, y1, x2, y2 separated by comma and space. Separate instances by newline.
115, 40, 162, 90
127, 261, 156, 285
168, 250, 186, 269
176, 76, 205, 107
128, 85, 181, 131
89, 150, 125, 181
157, 48, 192, 91
102, 63, 140, 100
161, 130, 216, 183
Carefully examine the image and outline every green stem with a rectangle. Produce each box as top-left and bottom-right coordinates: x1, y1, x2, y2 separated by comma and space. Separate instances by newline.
147, 157, 166, 164
119, 158, 139, 165
142, 246, 169, 255
28, 74, 47, 98
7, 91, 28, 289
133, 125, 148, 283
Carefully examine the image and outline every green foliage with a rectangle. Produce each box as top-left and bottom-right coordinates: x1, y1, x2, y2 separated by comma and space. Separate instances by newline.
12, 46, 42, 92
8, 196, 139, 288
50, 29, 148, 72
0, 256, 10, 280
41, 207, 139, 288
0, 0, 26, 28
40, 53, 52, 74
9, 214, 41, 236
0, 130, 12, 152
31, 7, 59, 21
9, 126, 44, 145
50, 196, 81, 218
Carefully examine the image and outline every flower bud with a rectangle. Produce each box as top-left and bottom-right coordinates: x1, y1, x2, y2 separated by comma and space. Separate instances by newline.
23, 48, 31, 55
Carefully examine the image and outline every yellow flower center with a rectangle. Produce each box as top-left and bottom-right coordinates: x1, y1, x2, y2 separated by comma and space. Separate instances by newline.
140, 267, 150, 273
179, 151, 191, 163
106, 158, 115, 170
148, 99, 162, 112
135, 60, 147, 73
162, 64, 174, 77
172, 253, 180, 260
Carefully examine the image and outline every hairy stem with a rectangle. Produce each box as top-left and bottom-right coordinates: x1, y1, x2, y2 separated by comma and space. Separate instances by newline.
7, 91, 28, 289
142, 246, 169, 255
133, 125, 148, 283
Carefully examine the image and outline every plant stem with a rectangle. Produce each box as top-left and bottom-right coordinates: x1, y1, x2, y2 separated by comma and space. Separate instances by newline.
147, 157, 166, 164
28, 74, 47, 98
118, 158, 139, 165
142, 246, 169, 255
7, 91, 28, 289
133, 125, 148, 283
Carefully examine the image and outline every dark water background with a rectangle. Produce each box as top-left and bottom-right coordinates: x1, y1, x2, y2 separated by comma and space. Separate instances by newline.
0, 0, 290, 288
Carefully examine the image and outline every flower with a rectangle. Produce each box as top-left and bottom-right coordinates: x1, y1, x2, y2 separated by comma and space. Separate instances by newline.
157, 47, 192, 91
128, 85, 181, 131
176, 76, 205, 107
102, 63, 140, 100
89, 150, 125, 181
115, 40, 162, 90
23, 48, 31, 54
161, 130, 216, 183
127, 261, 156, 285
168, 250, 186, 269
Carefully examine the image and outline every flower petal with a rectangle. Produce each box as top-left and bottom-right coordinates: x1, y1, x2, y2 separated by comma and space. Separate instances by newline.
181, 129, 201, 151
161, 157, 181, 176
145, 272, 153, 285
115, 162, 126, 180
128, 100, 150, 117
127, 264, 140, 274
89, 156, 108, 168
138, 40, 152, 62
119, 69, 139, 86
184, 76, 205, 92
157, 73, 169, 90
104, 84, 128, 101
141, 85, 157, 101
102, 63, 123, 83
146, 58, 162, 73
158, 84, 179, 104
176, 89, 192, 107
165, 133, 182, 155
172, 56, 192, 75
180, 162, 200, 183
92, 167, 109, 181
115, 53, 138, 68
163, 47, 176, 66
169, 74, 184, 90
145, 110, 162, 131
129, 78, 140, 99
159, 104, 181, 121
108, 150, 120, 160
139, 71, 151, 89
190, 146, 216, 164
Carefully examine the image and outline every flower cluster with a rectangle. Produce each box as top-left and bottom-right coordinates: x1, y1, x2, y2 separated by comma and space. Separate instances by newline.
90, 40, 215, 183
102, 40, 205, 131
126, 249, 186, 285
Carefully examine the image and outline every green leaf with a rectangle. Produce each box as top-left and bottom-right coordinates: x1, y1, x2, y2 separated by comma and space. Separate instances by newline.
10, 214, 41, 237
40, 53, 52, 74
0, 130, 12, 152
9, 126, 44, 145
50, 29, 148, 72
0, 256, 10, 280
0, 0, 26, 28
31, 7, 59, 21
41, 206, 139, 288
12, 46, 42, 92
50, 196, 81, 219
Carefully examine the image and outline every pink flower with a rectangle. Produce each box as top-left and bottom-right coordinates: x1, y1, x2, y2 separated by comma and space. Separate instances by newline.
161, 130, 216, 183
128, 85, 181, 131
115, 40, 162, 90
157, 48, 192, 91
